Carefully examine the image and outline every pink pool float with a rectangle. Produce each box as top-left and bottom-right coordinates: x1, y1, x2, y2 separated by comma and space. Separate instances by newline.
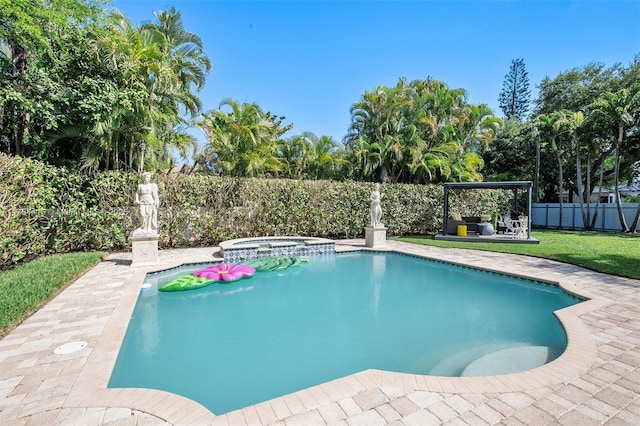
193, 263, 255, 282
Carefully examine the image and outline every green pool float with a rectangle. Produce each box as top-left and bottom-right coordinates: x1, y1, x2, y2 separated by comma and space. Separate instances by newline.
159, 275, 214, 292
244, 256, 308, 272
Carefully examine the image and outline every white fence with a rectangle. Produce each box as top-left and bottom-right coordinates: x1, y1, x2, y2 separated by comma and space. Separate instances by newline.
532, 203, 640, 232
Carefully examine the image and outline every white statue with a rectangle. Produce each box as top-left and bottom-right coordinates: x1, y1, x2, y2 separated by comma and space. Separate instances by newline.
370, 183, 384, 227
132, 172, 159, 236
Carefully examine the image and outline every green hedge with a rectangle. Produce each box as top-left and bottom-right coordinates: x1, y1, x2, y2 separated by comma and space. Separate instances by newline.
0, 154, 512, 270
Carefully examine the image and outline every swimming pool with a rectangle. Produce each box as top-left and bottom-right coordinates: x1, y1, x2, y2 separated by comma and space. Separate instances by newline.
109, 251, 580, 415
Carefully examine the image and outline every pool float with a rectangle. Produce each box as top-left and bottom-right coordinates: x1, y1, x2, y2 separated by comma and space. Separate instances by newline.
159, 275, 213, 292
193, 263, 255, 282
244, 256, 308, 272
159, 259, 303, 292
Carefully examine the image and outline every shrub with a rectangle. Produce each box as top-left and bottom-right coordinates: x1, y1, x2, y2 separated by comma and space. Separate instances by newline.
0, 154, 513, 270
0, 155, 58, 267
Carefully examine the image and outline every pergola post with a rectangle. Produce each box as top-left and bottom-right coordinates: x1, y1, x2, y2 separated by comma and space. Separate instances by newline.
443, 185, 450, 235
527, 184, 532, 239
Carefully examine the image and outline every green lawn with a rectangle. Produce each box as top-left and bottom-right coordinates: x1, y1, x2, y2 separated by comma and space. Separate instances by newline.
0, 252, 104, 338
396, 229, 640, 280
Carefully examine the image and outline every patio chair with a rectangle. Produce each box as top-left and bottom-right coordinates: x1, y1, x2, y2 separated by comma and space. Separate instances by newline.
516, 216, 529, 239
504, 216, 527, 239
497, 211, 512, 234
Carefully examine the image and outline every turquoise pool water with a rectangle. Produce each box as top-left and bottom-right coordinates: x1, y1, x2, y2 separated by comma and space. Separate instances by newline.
109, 252, 579, 414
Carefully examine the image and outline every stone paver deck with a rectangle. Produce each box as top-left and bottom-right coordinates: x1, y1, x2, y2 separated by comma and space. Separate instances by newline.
1, 239, 639, 425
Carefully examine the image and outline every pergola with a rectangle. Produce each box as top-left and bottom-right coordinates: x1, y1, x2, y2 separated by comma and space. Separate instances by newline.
442, 181, 533, 240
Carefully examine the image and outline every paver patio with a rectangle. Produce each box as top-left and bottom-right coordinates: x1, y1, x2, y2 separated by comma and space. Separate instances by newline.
1, 239, 639, 425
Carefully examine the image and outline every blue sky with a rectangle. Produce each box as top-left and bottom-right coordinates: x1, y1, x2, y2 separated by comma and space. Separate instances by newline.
111, 0, 640, 148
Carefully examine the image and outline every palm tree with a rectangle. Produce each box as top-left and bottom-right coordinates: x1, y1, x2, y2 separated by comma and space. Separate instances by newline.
346, 86, 408, 182
531, 125, 541, 202
308, 135, 348, 179
345, 135, 381, 181
278, 133, 312, 179
199, 99, 292, 177
557, 111, 587, 227
535, 111, 572, 229
145, 8, 211, 89
142, 7, 211, 116
277, 132, 347, 179
345, 78, 497, 184
139, 7, 211, 171
93, 8, 212, 172
589, 86, 640, 232
458, 103, 502, 153
580, 113, 617, 230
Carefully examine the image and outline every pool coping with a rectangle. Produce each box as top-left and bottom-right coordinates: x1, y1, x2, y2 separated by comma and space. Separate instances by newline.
1, 238, 633, 425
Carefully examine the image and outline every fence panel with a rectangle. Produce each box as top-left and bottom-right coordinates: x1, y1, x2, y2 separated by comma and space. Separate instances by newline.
531, 203, 640, 231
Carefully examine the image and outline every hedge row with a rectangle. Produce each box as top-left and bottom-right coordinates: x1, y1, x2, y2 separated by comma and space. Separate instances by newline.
0, 154, 512, 270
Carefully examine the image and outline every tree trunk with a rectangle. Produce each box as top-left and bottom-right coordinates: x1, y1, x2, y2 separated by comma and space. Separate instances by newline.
614, 125, 629, 232
629, 202, 640, 233
590, 163, 604, 230
0, 104, 4, 148
575, 142, 588, 230
128, 143, 134, 170
10, 40, 29, 156
138, 148, 144, 174
17, 112, 30, 155
10, 111, 19, 155
114, 137, 119, 170
533, 133, 540, 202
557, 153, 564, 230
584, 152, 592, 230
629, 130, 640, 231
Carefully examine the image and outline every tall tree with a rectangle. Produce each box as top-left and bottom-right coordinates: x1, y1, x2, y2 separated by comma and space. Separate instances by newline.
278, 133, 312, 179
0, 3, 211, 171
535, 111, 573, 228
482, 119, 536, 182
307, 134, 348, 179
345, 78, 500, 183
498, 59, 531, 121
590, 86, 640, 232
535, 62, 622, 115
533, 58, 639, 215
277, 132, 347, 180
557, 111, 587, 227
0, 0, 100, 156
198, 99, 292, 177
90, 8, 212, 172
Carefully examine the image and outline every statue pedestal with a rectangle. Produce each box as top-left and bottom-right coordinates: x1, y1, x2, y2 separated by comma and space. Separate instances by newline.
365, 226, 387, 248
130, 233, 159, 267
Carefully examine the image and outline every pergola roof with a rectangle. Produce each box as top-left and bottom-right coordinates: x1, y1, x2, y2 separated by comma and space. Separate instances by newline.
443, 181, 532, 191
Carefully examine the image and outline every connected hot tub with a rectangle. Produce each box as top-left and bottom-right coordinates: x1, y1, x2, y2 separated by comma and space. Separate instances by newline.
219, 236, 335, 262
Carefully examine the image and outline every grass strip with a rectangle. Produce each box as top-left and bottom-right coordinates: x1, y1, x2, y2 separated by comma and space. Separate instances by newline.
396, 229, 640, 280
0, 252, 104, 338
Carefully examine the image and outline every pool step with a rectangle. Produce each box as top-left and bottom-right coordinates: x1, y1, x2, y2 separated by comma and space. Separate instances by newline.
428, 344, 563, 377
461, 345, 563, 376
